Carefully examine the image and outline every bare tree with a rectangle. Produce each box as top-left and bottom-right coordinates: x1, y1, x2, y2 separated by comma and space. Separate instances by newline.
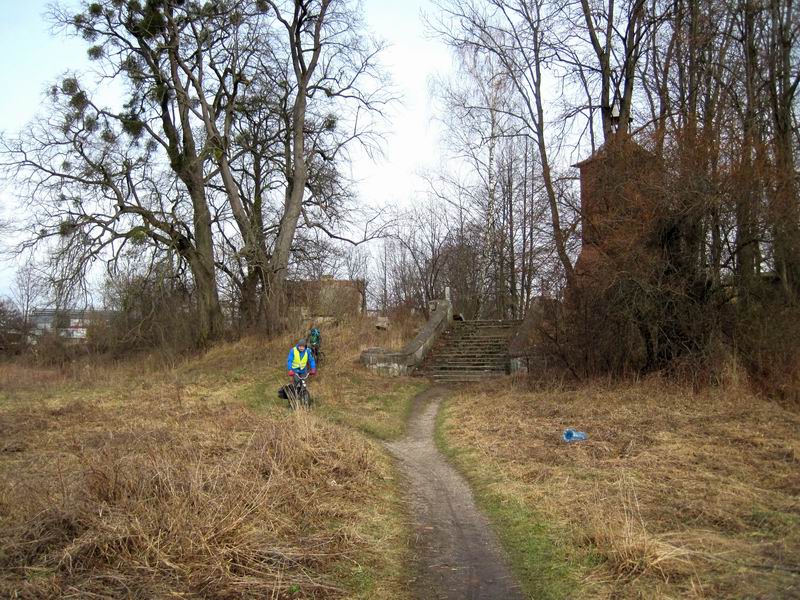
10, 260, 48, 329
432, 0, 578, 288
765, 0, 800, 294
261, 0, 390, 330
2, 0, 390, 341
572, 0, 650, 141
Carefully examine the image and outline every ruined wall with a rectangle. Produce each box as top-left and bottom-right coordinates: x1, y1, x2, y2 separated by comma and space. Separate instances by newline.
573, 139, 664, 285
286, 278, 366, 319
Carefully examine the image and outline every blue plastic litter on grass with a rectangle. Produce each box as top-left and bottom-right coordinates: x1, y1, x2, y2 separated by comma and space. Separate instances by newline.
562, 428, 588, 442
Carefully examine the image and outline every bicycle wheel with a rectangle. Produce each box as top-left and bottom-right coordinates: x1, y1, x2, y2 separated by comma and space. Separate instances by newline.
300, 388, 312, 409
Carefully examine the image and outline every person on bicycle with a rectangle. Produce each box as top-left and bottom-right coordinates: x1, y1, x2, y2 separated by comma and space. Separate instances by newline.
308, 326, 322, 361
287, 338, 316, 388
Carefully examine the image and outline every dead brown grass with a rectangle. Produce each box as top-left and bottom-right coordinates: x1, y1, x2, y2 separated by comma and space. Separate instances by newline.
1, 404, 394, 598
440, 377, 800, 598
0, 316, 424, 599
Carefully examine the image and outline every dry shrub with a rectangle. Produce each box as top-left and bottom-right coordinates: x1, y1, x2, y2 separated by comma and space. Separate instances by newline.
0, 403, 387, 599
559, 139, 716, 378
382, 307, 425, 349
102, 264, 201, 357
0, 362, 68, 392
442, 378, 800, 598
733, 298, 800, 408
31, 331, 85, 368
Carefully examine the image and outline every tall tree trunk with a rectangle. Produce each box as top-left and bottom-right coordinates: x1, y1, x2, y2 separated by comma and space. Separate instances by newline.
184, 174, 224, 344
267, 86, 308, 332
767, 0, 800, 296
736, 0, 761, 295
264, 0, 331, 331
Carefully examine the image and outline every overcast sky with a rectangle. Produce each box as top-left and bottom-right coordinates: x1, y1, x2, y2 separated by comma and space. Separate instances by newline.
0, 0, 452, 296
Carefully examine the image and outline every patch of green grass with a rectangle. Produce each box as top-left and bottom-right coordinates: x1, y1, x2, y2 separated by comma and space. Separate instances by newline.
24, 567, 56, 582
317, 381, 426, 441
747, 507, 800, 535
435, 400, 580, 600
224, 366, 249, 383
231, 366, 425, 440
331, 563, 376, 597
235, 379, 284, 411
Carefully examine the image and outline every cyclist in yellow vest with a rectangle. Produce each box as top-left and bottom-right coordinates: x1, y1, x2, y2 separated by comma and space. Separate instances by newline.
287, 338, 316, 382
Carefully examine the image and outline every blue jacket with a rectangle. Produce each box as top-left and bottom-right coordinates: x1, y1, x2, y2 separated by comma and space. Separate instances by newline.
287, 345, 316, 373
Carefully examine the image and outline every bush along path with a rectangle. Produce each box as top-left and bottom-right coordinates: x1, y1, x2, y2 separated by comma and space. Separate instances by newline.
386, 386, 525, 600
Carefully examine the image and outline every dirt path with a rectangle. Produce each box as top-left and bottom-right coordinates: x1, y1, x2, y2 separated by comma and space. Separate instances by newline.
386, 387, 525, 600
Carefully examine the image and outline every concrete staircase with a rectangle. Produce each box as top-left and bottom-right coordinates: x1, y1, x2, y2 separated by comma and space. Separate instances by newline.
417, 320, 520, 383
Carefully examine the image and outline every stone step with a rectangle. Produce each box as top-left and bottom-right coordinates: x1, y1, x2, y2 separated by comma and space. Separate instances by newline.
438, 362, 508, 371
453, 322, 516, 327
449, 334, 508, 342
430, 360, 508, 369
436, 354, 508, 359
453, 328, 513, 332
429, 365, 507, 372
448, 327, 513, 332
444, 350, 507, 354
430, 371, 506, 376
444, 345, 507, 350
445, 338, 508, 346
450, 335, 511, 340
450, 332, 511, 336
432, 348, 508, 360
437, 343, 508, 349
449, 329, 512, 335
428, 358, 507, 365
437, 349, 508, 354
437, 350, 507, 354
433, 352, 508, 362
430, 372, 508, 382
442, 344, 509, 349
446, 341, 508, 344
435, 366, 507, 371
455, 320, 521, 326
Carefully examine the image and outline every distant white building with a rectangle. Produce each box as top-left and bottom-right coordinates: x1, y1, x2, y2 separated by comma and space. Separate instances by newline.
30, 309, 115, 343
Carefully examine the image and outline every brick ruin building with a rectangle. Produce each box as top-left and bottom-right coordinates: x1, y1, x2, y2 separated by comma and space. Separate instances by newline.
510, 138, 665, 373
285, 276, 366, 320
572, 138, 664, 287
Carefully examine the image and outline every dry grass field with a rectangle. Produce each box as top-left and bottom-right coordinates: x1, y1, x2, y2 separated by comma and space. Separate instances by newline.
0, 318, 424, 599
6, 313, 796, 599
438, 377, 800, 599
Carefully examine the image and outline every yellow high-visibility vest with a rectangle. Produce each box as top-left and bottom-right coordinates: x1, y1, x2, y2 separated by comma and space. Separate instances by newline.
291, 347, 309, 370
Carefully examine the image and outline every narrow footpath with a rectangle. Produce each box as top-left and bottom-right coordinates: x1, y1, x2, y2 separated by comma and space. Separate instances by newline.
386, 387, 525, 600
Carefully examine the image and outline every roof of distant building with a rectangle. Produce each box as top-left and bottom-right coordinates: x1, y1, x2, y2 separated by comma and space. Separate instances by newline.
31, 308, 117, 319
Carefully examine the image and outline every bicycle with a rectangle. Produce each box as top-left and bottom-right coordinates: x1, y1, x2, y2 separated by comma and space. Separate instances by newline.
286, 371, 313, 410
311, 343, 324, 366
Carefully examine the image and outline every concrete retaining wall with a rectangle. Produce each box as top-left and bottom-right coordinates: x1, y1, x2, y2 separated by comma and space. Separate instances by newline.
360, 298, 452, 376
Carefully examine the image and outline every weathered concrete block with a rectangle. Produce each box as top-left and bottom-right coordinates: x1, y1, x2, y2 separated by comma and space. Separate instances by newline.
359, 299, 452, 376
510, 356, 528, 374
